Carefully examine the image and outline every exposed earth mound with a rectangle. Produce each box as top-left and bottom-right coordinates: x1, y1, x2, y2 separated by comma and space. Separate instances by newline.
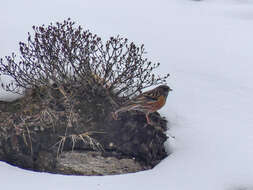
0, 84, 170, 175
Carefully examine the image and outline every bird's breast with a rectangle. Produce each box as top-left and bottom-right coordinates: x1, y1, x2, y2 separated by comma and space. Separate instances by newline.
150, 95, 166, 112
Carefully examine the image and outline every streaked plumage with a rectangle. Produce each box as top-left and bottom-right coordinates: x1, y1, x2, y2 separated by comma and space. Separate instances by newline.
112, 85, 172, 124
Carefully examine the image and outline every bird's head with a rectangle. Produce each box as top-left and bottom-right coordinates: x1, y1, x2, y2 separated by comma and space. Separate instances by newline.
157, 85, 172, 97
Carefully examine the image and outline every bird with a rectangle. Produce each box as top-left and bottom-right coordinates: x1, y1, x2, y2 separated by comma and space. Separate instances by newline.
112, 85, 172, 125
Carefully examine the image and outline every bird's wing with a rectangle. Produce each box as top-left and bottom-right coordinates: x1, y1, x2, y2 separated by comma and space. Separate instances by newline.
121, 88, 159, 106
142, 93, 158, 101
131, 90, 159, 105
142, 89, 160, 101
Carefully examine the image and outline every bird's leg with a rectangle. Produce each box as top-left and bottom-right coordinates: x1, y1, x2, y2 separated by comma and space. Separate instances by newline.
146, 113, 153, 125
111, 111, 118, 120
146, 113, 161, 128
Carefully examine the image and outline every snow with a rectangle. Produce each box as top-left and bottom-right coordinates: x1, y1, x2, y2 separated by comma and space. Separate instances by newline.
1, 0, 253, 190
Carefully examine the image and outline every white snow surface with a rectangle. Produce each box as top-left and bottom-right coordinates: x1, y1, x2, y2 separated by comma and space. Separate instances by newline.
1, 0, 253, 190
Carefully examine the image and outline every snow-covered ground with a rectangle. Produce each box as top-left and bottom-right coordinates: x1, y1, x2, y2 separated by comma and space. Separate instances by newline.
1, 0, 253, 189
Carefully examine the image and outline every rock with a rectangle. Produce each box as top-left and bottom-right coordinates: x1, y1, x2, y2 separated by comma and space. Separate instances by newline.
55, 151, 150, 175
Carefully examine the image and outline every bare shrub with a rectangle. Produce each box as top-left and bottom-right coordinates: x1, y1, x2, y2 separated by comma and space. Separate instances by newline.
0, 18, 169, 99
